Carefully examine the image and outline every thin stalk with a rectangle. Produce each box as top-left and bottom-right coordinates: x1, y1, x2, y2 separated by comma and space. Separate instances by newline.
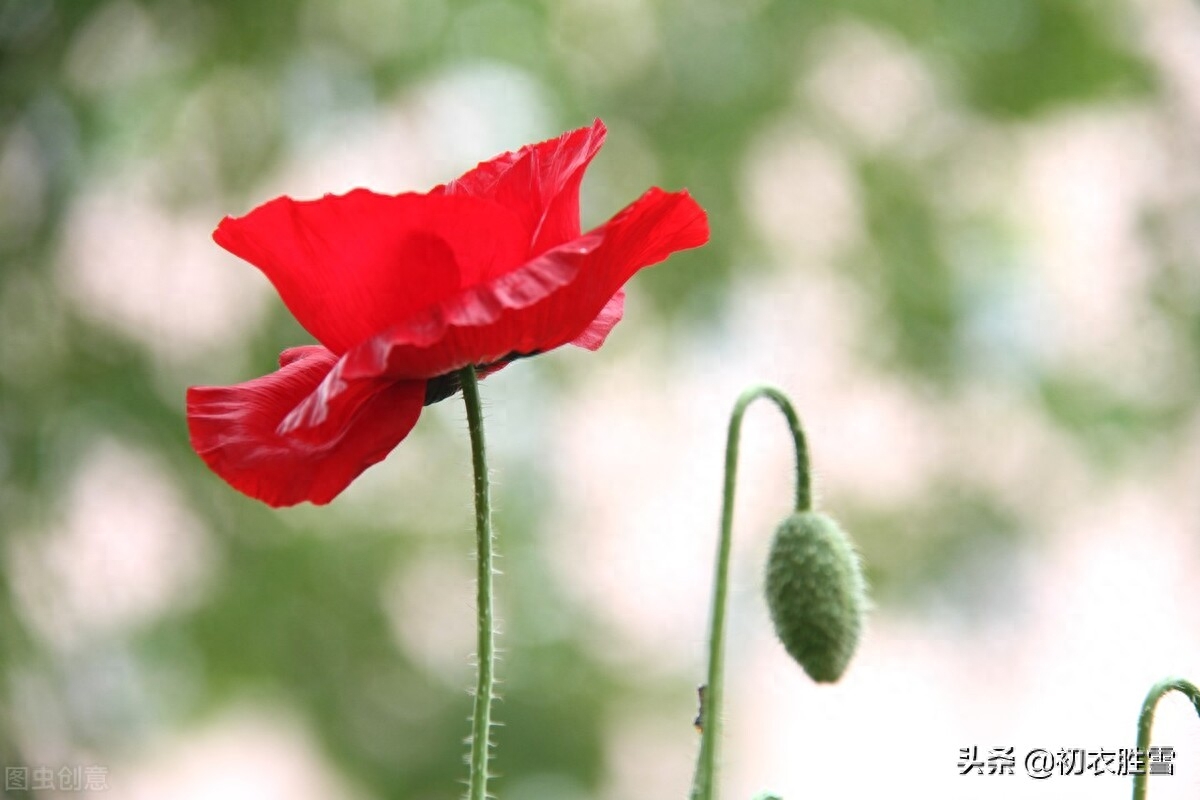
460, 365, 496, 800
1132, 677, 1200, 800
689, 385, 811, 800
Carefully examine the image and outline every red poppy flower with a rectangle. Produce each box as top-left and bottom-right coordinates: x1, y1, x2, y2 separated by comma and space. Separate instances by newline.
187, 119, 709, 507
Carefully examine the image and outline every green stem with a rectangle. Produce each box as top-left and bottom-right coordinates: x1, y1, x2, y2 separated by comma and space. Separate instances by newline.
1132, 677, 1200, 800
460, 365, 496, 800
689, 385, 811, 800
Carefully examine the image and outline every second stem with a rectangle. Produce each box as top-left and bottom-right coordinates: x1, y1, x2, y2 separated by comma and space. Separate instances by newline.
690, 384, 811, 800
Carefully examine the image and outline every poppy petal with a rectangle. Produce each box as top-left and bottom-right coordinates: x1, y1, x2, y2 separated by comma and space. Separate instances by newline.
187, 346, 426, 507
571, 289, 625, 351
213, 190, 528, 354
504, 187, 705, 354
324, 187, 707, 384
437, 119, 607, 255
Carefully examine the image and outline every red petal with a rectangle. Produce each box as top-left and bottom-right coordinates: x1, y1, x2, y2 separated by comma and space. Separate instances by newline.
213, 190, 528, 354
329, 187, 708, 382
571, 289, 625, 351
436, 119, 607, 255
187, 346, 425, 507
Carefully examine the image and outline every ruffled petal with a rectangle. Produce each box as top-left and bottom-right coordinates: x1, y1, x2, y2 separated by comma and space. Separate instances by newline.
324, 187, 707, 384
436, 119, 607, 255
571, 289, 625, 351
213, 190, 528, 354
187, 346, 426, 507
503, 187, 706, 354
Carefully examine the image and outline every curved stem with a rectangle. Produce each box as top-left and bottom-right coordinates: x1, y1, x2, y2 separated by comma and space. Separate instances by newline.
689, 385, 811, 800
1132, 677, 1200, 800
460, 365, 496, 800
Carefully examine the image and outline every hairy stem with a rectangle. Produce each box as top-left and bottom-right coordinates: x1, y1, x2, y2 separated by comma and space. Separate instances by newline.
460, 365, 496, 800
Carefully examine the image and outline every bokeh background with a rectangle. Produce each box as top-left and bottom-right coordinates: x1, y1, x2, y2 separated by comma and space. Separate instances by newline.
3, 0, 1200, 797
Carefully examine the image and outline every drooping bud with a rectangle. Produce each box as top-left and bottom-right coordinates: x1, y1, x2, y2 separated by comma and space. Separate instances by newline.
764, 511, 866, 683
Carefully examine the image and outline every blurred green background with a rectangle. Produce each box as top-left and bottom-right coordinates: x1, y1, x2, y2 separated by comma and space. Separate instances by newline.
3, 0, 1200, 798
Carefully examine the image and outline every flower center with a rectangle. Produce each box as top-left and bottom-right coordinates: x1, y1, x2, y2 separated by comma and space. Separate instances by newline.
422, 351, 542, 406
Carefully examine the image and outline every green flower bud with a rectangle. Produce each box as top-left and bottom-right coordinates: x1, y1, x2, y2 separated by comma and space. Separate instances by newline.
764, 511, 866, 683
